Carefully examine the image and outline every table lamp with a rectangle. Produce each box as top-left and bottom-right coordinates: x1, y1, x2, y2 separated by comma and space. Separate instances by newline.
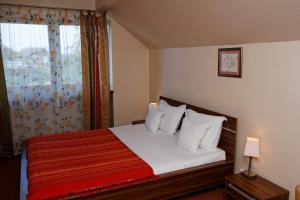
149, 102, 158, 109
243, 137, 260, 178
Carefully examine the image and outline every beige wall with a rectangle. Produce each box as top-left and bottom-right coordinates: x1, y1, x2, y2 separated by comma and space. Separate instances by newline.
110, 17, 149, 126
150, 41, 300, 199
0, 0, 96, 10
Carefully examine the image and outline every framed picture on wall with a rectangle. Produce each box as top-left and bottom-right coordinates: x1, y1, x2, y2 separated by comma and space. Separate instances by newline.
218, 47, 242, 78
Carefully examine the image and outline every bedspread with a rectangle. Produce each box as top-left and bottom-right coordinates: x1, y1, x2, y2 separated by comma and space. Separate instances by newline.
27, 129, 155, 200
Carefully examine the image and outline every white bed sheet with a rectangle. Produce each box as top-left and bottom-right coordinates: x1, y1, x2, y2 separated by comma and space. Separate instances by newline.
110, 124, 225, 175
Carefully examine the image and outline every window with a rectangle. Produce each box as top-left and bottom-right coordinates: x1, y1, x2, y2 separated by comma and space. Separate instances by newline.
0, 23, 51, 87
0, 23, 82, 87
107, 19, 113, 91
60, 25, 82, 85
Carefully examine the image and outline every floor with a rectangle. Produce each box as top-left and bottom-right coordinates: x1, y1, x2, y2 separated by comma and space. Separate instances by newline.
0, 156, 225, 200
0, 156, 21, 200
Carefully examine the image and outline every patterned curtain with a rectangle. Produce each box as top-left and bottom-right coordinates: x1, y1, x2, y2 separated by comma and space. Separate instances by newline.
80, 11, 110, 129
0, 48, 13, 158
0, 5, 83, 154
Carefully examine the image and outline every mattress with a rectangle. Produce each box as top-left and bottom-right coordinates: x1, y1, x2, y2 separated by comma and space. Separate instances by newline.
110, 124, 226, 175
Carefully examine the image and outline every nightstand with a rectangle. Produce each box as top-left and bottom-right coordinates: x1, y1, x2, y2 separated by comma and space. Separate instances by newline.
225, 173, 289, 200
132, 120, 145, 125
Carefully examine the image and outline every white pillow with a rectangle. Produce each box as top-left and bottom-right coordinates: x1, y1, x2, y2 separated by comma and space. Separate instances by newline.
145, 106, 165, 134
177, 118, 210, 152
158, 100, 186, 135
185, 109, 227, 150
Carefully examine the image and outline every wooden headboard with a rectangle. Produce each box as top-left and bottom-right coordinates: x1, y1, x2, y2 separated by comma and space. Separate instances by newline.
160, 96, 237, 161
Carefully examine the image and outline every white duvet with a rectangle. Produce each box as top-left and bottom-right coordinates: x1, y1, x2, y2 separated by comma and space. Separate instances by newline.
110, 124, 225, 175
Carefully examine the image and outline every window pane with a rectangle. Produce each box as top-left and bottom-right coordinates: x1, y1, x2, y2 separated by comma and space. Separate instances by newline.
107, 20, 113, 90
0, 23, 50, 87
60, 25, 82, 85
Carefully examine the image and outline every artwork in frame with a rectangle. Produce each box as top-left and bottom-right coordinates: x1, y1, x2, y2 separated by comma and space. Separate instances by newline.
218, 47, 242, 78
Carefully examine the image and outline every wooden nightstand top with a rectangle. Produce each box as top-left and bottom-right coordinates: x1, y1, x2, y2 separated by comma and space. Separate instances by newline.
132, 120, 145, 125
225, 173, 289, 200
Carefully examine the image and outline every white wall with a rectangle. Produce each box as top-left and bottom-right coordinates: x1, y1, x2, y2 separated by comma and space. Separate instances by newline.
0, 0, 95, 10
110, 17, 149, 125
150, 41, 300, 199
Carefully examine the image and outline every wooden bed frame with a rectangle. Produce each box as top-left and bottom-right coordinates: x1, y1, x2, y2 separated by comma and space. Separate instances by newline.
20, 96, 237, 200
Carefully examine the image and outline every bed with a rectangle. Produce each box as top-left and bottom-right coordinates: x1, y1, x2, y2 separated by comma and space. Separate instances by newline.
20, 96, 237, 200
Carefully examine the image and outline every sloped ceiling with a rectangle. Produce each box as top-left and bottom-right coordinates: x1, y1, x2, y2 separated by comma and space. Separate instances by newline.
105, 0, 300, 49
95, 0, 122, 11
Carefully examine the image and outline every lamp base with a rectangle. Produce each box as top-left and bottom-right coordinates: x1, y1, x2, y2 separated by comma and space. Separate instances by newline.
242, 170, 257, 178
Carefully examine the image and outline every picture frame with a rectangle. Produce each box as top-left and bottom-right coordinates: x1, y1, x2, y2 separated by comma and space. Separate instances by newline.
218, 47, 242, 78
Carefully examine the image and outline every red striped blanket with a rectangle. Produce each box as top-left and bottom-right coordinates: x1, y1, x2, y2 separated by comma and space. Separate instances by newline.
27, 129, 155, 200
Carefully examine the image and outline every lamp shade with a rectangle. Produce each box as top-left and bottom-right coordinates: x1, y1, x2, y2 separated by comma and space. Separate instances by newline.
244, 137, 260, 158
149, 102, 158, 109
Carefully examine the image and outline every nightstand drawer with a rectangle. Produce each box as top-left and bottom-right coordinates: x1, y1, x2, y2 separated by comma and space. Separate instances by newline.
226, 183, 256, 200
